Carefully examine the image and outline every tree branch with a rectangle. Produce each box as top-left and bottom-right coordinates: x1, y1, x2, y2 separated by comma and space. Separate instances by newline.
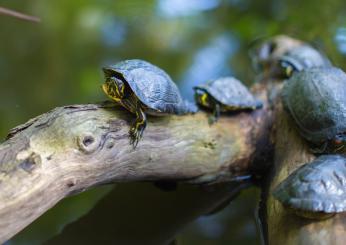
0, 87, 272, 242
0, 6, 40, 23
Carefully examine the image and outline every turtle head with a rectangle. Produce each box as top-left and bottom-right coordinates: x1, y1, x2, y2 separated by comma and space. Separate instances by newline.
279, 60, 296, 77
249, 39, 278, 73
102, 77, 125, 102
194, 88, 211, 108
331, 133, 346, 152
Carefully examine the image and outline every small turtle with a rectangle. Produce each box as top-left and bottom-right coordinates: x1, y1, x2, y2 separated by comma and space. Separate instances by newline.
282, 67, 346, 153
102, 59, 197, 147
194, 77, 262, 124
279, 45, 331, 77
273, 155, 346, 219
250, 35, 302, 76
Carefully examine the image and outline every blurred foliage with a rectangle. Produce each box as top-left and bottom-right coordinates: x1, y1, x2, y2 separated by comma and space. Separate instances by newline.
1, 0, 346, 244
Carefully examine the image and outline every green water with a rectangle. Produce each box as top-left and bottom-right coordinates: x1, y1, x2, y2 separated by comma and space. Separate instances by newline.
1, 0, 346, 244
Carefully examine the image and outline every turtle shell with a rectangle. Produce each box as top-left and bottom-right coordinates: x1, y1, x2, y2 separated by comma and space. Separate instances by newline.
103, 59, 196, 114
194, 77, 262, 109
282, 67, 346, 144
280, 45, 331, 72
273, 155, 346, 215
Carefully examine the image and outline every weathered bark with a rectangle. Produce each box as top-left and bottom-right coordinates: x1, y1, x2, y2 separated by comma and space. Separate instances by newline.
0, 87, 273, 243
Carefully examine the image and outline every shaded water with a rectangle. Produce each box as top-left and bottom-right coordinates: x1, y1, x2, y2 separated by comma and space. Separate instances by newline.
1, 0, 346, 244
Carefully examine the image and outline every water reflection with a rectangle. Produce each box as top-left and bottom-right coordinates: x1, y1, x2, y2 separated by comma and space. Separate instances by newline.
195, 216, 226, 239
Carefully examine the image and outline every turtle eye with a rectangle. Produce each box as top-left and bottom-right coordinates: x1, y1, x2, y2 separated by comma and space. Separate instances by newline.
334, 139, 343, 145
333, 137, 346, 152
117, 82, 125, 95
333, 134, 346, 145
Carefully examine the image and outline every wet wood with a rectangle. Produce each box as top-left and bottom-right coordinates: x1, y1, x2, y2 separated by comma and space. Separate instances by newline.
0, 88, 273, 243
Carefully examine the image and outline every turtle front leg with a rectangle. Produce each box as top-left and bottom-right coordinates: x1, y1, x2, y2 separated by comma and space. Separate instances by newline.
129, 107, 147, 148
208, 103, 220, 125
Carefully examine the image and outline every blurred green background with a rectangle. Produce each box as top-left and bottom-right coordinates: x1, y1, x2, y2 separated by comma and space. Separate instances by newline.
1, 0, 346, 244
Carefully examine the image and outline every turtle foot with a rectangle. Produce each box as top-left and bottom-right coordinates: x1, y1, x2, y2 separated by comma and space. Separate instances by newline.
208, 116, 217, 125
129, 122, 146, 149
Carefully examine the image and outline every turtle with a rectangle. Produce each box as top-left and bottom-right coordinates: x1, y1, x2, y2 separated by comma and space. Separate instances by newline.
279, 45, 331, 77
194, 77, 263, 124
102, 59, 197, 148
282, 67, 346, 153
273, 154, 346, 219
250, 35, 302, 76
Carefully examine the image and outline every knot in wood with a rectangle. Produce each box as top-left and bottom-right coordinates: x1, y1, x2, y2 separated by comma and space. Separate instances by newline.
77, 133, 99, 154
19, 153, 41, 173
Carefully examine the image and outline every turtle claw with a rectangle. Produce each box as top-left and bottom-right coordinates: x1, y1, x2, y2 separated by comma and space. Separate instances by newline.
129, 123, 146, 149
127, 106, 147, 149
208, 103, 220, 125
208, 115, 217, 125
129, 129, 140, 148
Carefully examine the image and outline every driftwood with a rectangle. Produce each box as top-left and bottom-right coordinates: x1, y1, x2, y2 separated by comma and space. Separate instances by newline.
0, 87, 272, 243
